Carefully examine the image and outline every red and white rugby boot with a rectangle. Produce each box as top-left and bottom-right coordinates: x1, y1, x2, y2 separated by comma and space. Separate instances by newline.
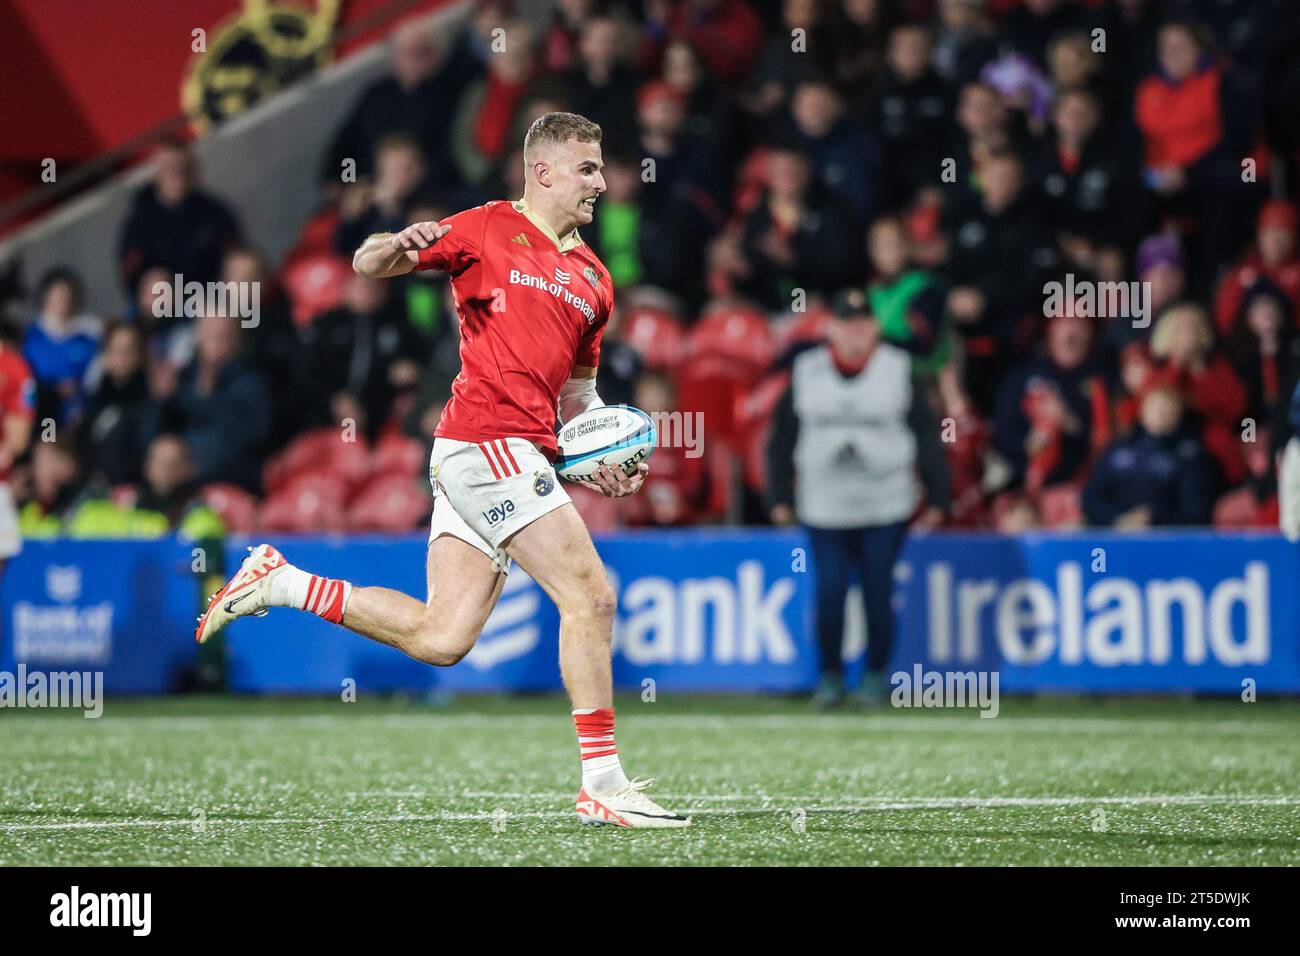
195, 543, 289, 644
575, 777, 691, 829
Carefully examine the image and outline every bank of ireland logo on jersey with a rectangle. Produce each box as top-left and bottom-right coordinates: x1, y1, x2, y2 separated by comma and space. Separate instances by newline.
533, 470, 555, 497
554, 266, 571, 285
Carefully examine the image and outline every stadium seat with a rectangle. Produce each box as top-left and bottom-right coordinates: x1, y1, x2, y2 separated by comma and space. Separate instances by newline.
774, 305, 831, 353
281, 206, 341, 265
280, 252, 351, 327
735, 372, 789, 492
368, 433, 427, 481
1213, 487, 1279, 529
686, 302, 776, 382
348, 475, 431, 533
263, 428, 372, 496
1038, 482, 1084, 529
257, 472, 350, 534
200, 483, 258, 534
621, 306, 686, 371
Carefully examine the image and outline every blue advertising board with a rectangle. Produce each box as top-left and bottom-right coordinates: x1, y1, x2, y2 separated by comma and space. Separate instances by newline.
1, 531, 1296, 694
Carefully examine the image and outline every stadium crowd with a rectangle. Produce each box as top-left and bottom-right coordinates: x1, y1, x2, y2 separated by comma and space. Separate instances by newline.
3, 0, 1299, 541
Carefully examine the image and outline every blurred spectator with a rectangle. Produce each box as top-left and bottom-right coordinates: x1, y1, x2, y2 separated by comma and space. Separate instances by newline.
221, 246, 298, 391
621, 371, 706, 527
980, 52, 1054, 136
566, 16, 639, 154
1083, 386, 1214, 527
993, 311, 1107, 493
943, 151, 1059, 411
866, 215, 946, 367
335, 133, 428, 256
150, 314, 271, 490
1213, 200, 1300, 336
739, 144, 858, 310
1228, 280, 1300, 427
786, 78, 880, 223
931, 0, 998, 87
1146, 302, 1247, 486
637, 0, 763, 88
662, 39, 734, 159
591, 154, 648, 288
23, 268, 100, 426
18, 438, 91, 537
947, 81, 1019, 182
1032, 89, 1145, 274
452, 21, 540, 186
996, 493, 1042, 534
297, 274, 430, 439
1003, 0, 1088, 69
129, 433, 226, 540
824, 0, 897, 107
1046, 30, 1124, 127
742, 0, 833, 123
542, 0, 595, 73
80, 322, 152, 486
635, 78, 726, 214
594, 307, 644, 411
324, 20, 473, 192
875, 24, 953, 211
118, 142, 241, 296
1134, 18, 1253, 288
766, 289, 950, 709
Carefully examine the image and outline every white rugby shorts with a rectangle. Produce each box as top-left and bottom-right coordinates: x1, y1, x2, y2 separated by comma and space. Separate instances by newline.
0, 483, 18, 560
428, 437, 570, 572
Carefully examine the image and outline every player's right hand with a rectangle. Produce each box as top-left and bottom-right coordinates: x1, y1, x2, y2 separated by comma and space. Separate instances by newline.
390, 221, 451, 251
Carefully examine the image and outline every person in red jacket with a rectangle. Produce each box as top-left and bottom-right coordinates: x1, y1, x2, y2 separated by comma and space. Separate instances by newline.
638, 0, 763, 88
1134, 17, 1251, 290
1214, 200, 1300, 336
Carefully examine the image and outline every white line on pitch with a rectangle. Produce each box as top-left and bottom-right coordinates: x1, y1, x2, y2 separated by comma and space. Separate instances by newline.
4, 794, 1297, 832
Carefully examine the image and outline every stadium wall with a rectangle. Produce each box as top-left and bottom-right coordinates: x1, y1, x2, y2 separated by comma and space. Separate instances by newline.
0, 1, 470, 315
2, 531, 1295, 696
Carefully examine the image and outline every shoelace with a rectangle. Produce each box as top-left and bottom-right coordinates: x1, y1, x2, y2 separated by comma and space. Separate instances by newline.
615, 777, 662, 810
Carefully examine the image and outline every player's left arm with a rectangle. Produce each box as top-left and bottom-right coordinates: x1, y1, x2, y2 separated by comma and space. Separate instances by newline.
561, 363, 646, 497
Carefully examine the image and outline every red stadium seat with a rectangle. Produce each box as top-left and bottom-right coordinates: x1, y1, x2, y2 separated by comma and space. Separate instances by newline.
1213, 487, 1279, 529
686, 302, 776, 382
257, 472, 350, 534
348, 475, 432, 533
282, 206, 341, 264
280, 252, 351, 327
368, 433, 427, 481
1038, 482, 1084, 529
735, 372, 789, 492
200, 483, 258, 534
621, 306, 686, 371
774, 305, 831, 353
263, 428, 372, 496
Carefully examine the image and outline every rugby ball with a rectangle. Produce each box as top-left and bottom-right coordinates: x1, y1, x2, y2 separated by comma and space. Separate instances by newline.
555, 405, 657, 481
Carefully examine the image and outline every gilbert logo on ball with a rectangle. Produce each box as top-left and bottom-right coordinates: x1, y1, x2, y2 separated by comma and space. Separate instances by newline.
555, 406, 657, 482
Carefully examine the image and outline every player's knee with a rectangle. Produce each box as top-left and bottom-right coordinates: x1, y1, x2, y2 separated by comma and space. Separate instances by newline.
408, 619, 476, 667
559, 572, 617, 628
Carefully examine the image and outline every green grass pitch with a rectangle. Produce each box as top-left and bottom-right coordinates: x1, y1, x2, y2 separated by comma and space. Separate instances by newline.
2, 694, 1298, 866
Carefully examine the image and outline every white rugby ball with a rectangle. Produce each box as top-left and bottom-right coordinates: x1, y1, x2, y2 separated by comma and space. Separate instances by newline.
555, 405, 657, 481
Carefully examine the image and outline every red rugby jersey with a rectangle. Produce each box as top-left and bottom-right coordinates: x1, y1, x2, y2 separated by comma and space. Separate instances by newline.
415, 200, 613, 453
0, 346, 34, 482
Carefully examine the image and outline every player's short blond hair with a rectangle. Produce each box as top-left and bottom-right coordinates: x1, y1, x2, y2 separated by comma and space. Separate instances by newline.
523, 112, 602, 162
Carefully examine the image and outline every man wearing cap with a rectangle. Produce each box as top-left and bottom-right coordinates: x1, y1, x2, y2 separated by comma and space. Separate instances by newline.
766, 289, 951, 709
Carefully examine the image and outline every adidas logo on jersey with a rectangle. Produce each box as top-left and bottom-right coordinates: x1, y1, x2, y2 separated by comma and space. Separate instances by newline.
510, 233, 531, 247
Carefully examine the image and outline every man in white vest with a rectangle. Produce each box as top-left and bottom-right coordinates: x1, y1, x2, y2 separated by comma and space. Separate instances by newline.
767, 288, 950, 708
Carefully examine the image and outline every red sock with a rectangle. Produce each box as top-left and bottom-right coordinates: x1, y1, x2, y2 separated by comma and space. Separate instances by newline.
573, 707, 628, 792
